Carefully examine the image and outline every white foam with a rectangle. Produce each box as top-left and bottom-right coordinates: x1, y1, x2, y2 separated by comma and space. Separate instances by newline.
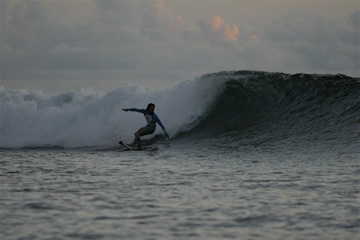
0, 77, 222, 148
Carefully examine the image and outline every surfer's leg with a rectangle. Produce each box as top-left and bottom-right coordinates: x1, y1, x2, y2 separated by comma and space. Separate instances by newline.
129, 126, 154, 148
129, 128, 143, 147
137, 139, 142, 150
134, 131, 142, 149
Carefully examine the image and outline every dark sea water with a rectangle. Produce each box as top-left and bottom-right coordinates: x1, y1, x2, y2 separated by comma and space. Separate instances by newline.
1, 71, 360, 239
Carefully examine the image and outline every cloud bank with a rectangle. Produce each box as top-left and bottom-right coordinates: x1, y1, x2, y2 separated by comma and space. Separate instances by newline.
1, 0, 359, 92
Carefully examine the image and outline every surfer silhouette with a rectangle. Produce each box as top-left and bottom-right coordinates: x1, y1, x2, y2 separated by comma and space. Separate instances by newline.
121, 103, 169, 149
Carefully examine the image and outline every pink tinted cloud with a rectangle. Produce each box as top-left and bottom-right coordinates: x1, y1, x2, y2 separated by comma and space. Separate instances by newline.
211, 15, 225, 32
209, 15, 239, 42
176, 15, 182, 24
224, 24, 239, 41
153, 0, 164, 10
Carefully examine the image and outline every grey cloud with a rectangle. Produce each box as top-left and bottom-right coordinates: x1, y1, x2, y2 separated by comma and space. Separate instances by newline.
1, 1, 146, 75
349, 10, 359, 29
263, 10, 359, 72
1, 0, 358, 93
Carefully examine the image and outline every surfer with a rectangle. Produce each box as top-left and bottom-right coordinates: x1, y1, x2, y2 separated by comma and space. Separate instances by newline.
122, 103, 169, 149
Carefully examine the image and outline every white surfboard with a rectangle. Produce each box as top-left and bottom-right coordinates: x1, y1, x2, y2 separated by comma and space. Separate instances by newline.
118, 141, 134, 150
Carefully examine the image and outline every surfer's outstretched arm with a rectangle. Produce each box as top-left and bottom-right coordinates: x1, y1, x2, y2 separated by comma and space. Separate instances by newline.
122, 108, 146, 114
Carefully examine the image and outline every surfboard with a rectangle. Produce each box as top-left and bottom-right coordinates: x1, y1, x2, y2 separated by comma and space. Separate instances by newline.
118, 141, 135, 150
118, 140, 160, 151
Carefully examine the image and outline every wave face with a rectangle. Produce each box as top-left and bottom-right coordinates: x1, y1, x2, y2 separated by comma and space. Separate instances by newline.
1, 71, 359, 149
186, 71, 360, 150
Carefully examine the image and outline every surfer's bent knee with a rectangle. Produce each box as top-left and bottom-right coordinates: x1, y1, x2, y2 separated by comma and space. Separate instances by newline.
135, 127, 144, 134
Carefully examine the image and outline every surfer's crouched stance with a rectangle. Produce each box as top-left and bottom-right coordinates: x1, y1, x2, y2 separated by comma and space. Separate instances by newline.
122, 103, 169, 149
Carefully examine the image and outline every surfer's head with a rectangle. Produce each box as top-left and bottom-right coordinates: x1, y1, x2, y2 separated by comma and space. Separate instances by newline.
146, 103, 155, 113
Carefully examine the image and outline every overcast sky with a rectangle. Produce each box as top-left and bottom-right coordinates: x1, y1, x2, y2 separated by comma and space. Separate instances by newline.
1, 0, 359, 93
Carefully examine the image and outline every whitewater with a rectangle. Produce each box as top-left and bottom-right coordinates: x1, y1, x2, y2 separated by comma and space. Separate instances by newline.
0, 73, 222, 148
1, 71, 359, 240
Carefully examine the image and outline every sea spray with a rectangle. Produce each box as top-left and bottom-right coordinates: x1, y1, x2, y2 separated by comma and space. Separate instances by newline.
0, 77, 222, 148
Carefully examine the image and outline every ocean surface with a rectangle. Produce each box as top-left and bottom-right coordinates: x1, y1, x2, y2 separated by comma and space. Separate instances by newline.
1, 71, 360, 239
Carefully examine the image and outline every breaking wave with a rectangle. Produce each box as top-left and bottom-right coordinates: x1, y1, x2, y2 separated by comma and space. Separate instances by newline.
1, 71, 359, 149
